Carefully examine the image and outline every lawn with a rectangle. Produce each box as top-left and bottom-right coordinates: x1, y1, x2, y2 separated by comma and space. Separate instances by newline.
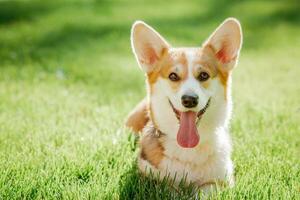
0, 0, 299, 199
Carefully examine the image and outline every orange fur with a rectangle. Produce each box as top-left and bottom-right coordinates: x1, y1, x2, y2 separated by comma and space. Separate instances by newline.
140, 124, 165, 168
125, 98, 149, 133
147, 48, 169, 84
200, 45, 230, 96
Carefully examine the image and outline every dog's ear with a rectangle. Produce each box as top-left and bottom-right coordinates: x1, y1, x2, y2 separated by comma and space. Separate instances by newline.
131, 21, 170, 73
202, 18, 242, 71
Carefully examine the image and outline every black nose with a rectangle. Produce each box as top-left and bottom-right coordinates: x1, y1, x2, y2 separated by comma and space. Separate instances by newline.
181, 94, 198, 108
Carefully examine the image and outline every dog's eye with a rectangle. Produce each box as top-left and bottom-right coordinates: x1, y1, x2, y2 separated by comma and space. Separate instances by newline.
169, 73, 180, 81
198, 72, 210, 81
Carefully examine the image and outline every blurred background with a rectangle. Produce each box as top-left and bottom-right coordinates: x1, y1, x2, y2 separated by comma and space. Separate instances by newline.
0, 0, 299, 199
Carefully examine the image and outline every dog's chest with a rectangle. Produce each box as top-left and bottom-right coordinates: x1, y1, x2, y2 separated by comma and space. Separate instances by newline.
158, 138, 218, 181
138, 122, 232, 186
139, 134, 219, 184
163, 139, 214, 167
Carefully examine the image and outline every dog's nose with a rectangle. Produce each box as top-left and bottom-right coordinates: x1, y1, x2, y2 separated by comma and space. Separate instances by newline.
181, 94, 198, 108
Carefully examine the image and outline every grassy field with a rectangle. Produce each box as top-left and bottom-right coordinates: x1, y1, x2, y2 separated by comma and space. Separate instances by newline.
0, 0, 299, 199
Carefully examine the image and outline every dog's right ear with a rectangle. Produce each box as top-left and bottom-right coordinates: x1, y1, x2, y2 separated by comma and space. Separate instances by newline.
131, 21, 170, 73
202, 18, 242, 71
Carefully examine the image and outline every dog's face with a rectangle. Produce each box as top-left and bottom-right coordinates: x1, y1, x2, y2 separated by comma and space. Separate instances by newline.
131, 18, 242, 148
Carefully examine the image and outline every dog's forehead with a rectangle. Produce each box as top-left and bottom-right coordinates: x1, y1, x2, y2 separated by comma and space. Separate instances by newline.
168, 47, 203, 70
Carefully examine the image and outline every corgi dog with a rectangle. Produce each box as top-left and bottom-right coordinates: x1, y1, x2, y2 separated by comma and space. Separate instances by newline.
126, 18, 242, 194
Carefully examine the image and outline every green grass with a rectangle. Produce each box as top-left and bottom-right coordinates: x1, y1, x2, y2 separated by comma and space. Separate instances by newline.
0, 0, 299, 199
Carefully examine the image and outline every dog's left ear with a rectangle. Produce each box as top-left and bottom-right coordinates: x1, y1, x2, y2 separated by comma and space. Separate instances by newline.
131, 21, 170, 73
203, 18, 243, 71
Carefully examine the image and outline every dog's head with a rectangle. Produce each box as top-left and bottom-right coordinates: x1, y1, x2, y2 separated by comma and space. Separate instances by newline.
131, 18, 242, 148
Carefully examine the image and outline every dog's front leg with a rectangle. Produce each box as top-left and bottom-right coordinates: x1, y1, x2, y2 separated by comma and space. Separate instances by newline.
125, 98, 149, 133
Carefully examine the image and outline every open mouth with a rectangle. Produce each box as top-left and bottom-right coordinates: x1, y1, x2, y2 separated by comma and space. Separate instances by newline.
168, 98, 211, 122
168, 98, 211, 148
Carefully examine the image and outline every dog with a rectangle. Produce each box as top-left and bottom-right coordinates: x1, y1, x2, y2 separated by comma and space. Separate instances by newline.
125, 18, 242, 195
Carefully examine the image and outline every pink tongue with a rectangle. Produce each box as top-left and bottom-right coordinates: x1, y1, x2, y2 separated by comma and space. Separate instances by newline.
177, 111, 199, 148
